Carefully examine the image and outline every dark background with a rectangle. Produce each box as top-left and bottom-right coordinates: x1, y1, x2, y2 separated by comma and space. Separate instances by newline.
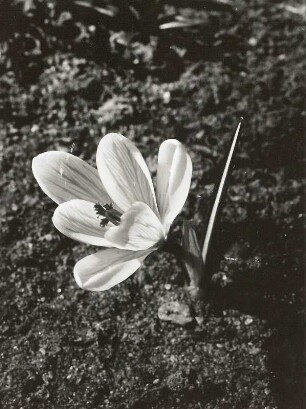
0, 1, 304, 408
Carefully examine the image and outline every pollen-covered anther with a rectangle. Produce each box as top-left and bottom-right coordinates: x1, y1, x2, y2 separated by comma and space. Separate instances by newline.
94, 203, 122, 227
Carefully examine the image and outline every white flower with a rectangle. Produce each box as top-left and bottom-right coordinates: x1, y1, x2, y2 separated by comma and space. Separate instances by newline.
32, 134, 192, 291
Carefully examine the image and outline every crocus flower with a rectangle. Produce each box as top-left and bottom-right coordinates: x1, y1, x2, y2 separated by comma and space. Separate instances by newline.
32, 134, 192, 291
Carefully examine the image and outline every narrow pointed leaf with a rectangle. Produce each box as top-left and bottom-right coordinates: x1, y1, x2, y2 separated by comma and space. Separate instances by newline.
201, 121, 242, 266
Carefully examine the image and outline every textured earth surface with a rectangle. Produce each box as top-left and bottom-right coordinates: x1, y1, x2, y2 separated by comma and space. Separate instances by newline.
0, 1, 304, 408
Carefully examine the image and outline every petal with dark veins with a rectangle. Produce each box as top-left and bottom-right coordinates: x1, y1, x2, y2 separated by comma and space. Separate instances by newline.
52, 199, 114, 247
32, 151, 112, 205
97, 133, 158, 215
74, 248, 151, 291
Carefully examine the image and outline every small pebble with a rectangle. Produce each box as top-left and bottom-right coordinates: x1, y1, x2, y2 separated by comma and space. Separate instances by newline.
163, 91, 171, 104
248, 37, 258, 46
158, 301, 193, 326
245, 317, 253, 325
195, 316, 204, 326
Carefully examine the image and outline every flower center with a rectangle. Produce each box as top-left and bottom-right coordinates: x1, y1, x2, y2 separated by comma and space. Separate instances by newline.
94, 203, 122, 227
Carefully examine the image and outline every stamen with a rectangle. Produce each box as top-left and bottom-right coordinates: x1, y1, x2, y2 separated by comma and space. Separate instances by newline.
94, 203, 122, 227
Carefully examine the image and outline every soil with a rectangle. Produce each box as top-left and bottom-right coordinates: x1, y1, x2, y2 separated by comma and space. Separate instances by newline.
0, 1, 304, 408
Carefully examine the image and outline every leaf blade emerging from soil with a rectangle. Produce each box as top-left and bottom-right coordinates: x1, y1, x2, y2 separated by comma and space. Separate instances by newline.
201, 120, 242, 267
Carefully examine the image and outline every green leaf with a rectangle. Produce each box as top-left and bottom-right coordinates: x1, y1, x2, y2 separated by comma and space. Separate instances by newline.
201, 120, 242, 267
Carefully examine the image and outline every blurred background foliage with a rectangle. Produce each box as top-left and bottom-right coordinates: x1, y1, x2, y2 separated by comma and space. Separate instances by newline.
0, 0, 240, 80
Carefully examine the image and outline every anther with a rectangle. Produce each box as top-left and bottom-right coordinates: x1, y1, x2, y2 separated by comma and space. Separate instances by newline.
94, 203, 122, 227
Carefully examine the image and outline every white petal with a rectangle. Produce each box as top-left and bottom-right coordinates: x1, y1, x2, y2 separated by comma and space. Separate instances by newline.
74, 248, 151, 291
32, 151, 112, 205
156, 139, 192, 232
96, 133, 158, 214
105, 202, 165, 251
52, 199, 114, 247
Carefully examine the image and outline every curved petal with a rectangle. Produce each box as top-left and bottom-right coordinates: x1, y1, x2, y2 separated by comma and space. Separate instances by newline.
74, 248, 152, 291
105, 202, 165, 251
32, 151, 112, 205
156, 139, 192, 232
96, 133, 158, 215
52, 199, 114, 247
